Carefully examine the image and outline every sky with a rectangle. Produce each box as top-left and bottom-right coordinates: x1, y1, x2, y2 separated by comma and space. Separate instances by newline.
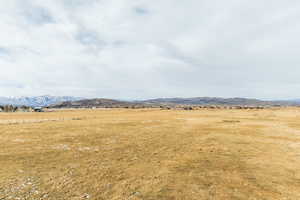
1, 0, 300, 100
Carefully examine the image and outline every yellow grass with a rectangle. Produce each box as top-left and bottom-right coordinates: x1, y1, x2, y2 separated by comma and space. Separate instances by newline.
1, 108, 300, 199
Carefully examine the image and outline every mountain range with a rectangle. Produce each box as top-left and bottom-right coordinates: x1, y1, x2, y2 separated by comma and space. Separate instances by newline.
0, 95, 83, 107
1, 95, 300, 107
49, 97, 300, 108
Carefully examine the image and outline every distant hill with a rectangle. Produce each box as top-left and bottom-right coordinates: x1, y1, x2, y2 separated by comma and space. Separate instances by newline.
49, 98, 137, 108
286, 99, 300, 104
0, 95, 83, 107
139, 97, 297, 106
48, 97, 299, 109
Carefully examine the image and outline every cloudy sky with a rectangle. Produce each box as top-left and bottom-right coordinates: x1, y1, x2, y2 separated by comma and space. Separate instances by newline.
1, 0, 300, 100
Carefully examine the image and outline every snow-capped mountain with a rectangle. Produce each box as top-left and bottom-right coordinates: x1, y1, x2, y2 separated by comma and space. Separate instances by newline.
0, 95, 83, 107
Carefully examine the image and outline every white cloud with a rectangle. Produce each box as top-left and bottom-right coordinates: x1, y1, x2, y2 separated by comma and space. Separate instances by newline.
0, 0, 300, 99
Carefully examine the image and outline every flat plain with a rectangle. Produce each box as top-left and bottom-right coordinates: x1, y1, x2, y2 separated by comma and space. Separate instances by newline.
1, 108, 300, 200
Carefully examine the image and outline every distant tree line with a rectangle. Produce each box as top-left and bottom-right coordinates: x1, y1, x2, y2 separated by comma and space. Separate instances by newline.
0, 105, 33, 112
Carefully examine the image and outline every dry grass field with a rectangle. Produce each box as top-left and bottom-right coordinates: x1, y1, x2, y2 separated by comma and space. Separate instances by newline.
1, 108, 300, 200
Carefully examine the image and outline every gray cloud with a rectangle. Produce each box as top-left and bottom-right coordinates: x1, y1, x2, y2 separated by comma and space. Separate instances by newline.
0, 0, 300, 99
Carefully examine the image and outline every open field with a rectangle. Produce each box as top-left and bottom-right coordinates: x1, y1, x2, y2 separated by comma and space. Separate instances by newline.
1, 108, 300, 199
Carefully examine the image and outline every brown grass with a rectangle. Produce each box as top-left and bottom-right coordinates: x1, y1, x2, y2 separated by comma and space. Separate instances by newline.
1, 108, 300, 199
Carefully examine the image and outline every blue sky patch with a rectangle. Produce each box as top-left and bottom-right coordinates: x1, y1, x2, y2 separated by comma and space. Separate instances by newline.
134, 7, 149, 15
23, 6, 54, 25
75, 30, 107, 48
0, 47, 10, 56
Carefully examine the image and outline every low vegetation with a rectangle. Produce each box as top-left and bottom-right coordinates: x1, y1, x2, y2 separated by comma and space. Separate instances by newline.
1, 108, 300, 199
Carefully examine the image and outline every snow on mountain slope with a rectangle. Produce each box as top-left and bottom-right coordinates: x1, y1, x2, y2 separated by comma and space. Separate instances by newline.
0, 95, 83, 107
